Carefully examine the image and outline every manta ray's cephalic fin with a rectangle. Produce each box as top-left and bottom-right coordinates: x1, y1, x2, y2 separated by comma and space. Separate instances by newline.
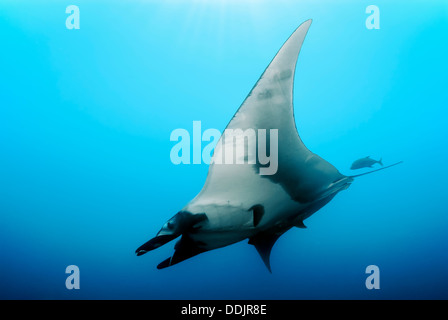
136, 212, 207, 256
157, 235, 207, 270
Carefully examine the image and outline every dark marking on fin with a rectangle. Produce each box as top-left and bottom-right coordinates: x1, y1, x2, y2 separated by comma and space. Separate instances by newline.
189, 213, 208, 233
180, 212, 208, 230
249, 204, 265, 227
190, 212, 208, 225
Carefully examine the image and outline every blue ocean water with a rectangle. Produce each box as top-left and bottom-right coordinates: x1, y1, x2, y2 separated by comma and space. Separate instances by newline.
0, 0, 447, 299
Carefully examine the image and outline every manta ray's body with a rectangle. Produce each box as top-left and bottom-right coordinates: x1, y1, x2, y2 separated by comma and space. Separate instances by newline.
136, 20, 401, 271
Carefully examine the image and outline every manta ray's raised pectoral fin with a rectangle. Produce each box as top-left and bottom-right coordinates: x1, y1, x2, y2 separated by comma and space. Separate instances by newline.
249, 231, 285, 273
200, 19, 345, 206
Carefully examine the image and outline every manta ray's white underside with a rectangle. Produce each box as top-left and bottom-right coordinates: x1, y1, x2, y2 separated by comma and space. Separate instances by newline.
184, 20, 348, 248
136, 20, 355, 271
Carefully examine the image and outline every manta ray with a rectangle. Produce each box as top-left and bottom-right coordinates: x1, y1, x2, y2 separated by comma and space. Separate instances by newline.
136, 20, 402, 272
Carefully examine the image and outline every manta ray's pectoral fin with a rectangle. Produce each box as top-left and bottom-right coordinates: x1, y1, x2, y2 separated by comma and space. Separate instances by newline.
249, 204, 265, 227
157, 235, 207, 270
249, 231, 285, 273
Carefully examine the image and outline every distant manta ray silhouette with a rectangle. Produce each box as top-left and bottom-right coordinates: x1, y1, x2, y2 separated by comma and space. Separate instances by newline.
136, 20, 403, 272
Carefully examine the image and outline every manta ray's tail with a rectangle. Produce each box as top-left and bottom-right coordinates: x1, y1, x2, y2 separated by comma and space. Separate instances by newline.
349, 161, 403, 178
